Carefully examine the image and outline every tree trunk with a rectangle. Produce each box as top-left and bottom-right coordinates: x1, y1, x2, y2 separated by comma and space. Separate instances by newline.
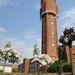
69, 45, 74, 75
3, 60, 6, 72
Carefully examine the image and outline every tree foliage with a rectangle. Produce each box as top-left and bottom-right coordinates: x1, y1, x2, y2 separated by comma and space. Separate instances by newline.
31, 54, 52, 66
32, 44, 40, 56
5, 42, 11, 48
63, 63, 72, 72
58, 45, 67, 62
59, 27, 75, 75
47, 60, 62, 73
0, 42, 22, 72
59, 27, 75, 45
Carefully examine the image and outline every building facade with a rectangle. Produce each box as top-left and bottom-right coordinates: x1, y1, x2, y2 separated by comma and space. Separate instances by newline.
0, 63, 18, 73
18, 58, 30, 73
65, 45, 75, 64
40, 0, 58, 61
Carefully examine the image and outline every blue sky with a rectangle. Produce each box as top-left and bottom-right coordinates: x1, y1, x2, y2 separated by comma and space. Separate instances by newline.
0, 0, 75, 59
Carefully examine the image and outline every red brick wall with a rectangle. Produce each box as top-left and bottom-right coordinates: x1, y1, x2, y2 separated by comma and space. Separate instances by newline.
65, 45, 75, 64
23, 58, 30, 73
40, 0, 58, 61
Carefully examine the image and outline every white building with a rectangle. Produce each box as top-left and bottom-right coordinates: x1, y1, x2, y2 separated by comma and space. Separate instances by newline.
0, 63, 18, 73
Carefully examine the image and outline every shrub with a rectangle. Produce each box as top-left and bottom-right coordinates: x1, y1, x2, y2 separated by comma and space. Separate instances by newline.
0, 69, 4, 72
63, 63, 72, 72
47, 60, 71, 73
47, 60, 61, 73
12, 69, 17, 73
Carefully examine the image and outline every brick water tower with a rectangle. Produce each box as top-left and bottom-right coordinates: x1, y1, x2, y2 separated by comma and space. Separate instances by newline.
40, 0, 58, 61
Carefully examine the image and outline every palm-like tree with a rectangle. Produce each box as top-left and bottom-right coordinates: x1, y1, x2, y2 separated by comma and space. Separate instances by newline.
59, 27, 75, 75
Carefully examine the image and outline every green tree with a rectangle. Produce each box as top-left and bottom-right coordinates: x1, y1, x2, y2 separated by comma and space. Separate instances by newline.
5, 42, 11, 48
59, 27, 75, 75
0, 42, 22, 72
32, 44, 40, 56
58, 45, 67, 62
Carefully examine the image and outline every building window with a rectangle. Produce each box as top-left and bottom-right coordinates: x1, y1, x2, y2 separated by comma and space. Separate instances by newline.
52, 33, 54, 44
43, 45, 45, 53
52, 0, 54, 7
52, 24, 54, 33
52, 44, 54, 52
44, 3, 46, 11
51, 18, 54, 44
42, 17, 45, 53
43, 17, 45, 25
51, 18, 54, 52
51, 18, 54, 33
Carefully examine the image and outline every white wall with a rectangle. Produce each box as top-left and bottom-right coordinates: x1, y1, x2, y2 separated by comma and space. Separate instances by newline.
0, 66, 12, 73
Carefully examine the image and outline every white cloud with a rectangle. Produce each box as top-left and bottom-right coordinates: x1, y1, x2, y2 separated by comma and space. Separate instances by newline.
0, 36, 33, 58
0, 28, 41, 59
0, 27, 7, 32
8, 0, 21, 7
24, 29, 35, 39
24, 47, 33, 58
0, 36, 25, 51
60, 7, 75, 28
24, 29, 40, 40
5, 37, 34, 58
34, 3, 40, 10
0, 0, 21, 8
61, 7, 75, 19
0, 0, 7, 7
5, 37, 25, 49
24, 29, 41, 53
61, 21, 74, 28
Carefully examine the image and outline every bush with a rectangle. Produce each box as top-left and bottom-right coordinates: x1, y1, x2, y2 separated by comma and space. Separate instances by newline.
63, 63, 72, 72
0, 70, 4, 72
12, 69, 17, 73
47, 60, 71, 73
47, 60, 61, 73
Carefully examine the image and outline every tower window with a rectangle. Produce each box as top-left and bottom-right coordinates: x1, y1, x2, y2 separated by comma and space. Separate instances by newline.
51, 18, 54, 52
52, 44, 54, 52
52, 23, 54, 33
52, 0, 54, 7
52, 34, 54, 52
44, 3, 46, 11
51, 18, 54, 33
52, 34, 54, 44
43, 17, 45, 25
43, 45, 45, 53
42, 17, 45, 54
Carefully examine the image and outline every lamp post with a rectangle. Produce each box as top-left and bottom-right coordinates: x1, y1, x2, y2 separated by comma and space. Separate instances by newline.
59, 27, 75, 75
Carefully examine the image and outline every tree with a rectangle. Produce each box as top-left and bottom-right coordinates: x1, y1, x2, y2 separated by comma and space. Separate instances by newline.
32, 44, 40, 72
32, 44, 40, 56
31, 54, 52, 66
59, 27, 75, 75
5, 42, 11, 48
0, 42, 22, 72
58, 45, 67, 62
31, 54, 52, 72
